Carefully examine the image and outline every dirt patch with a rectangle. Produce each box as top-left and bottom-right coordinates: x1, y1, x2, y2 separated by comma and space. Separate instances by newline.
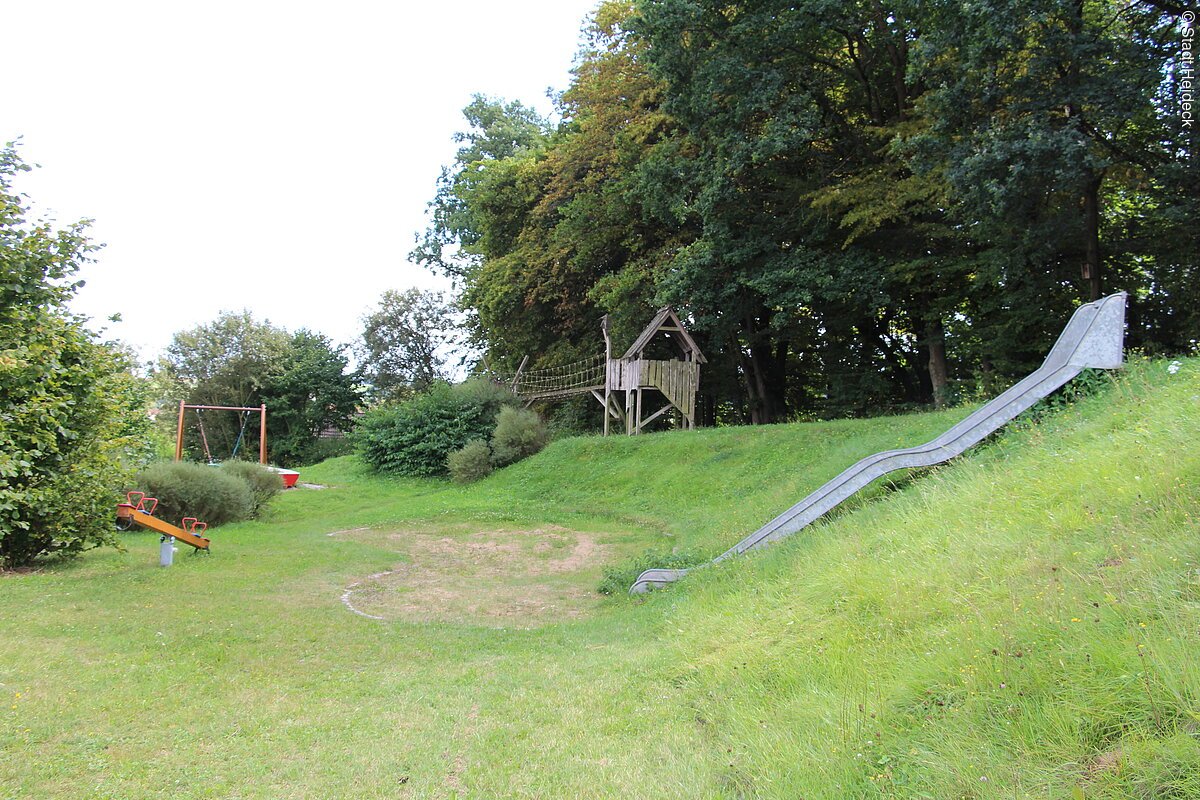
339, 525, 612, 627
1085, 748, 1123, 778
0, 565, 43, 577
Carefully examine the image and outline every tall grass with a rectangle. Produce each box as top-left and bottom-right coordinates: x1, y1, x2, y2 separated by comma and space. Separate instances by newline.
657, 357, 1200, 798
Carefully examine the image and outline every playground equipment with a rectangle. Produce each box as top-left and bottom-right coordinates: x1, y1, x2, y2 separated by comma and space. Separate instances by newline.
175, 402, 268, 465
491, 307, 707, 435
116, 492, 211, 565
630, 291, 1128, 594
174, 402, 300, 487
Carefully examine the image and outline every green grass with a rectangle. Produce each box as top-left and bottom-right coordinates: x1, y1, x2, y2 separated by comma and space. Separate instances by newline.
1, 357, 1197, 798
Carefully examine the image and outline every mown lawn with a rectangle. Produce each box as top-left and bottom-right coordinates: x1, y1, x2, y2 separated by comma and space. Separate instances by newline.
1, 357, 1197, 798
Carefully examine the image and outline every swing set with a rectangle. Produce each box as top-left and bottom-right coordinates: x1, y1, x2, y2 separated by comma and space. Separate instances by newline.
173, 401, 268, 465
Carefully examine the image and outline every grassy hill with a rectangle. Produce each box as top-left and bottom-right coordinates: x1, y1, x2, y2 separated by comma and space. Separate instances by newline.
0, 356, 1196, 798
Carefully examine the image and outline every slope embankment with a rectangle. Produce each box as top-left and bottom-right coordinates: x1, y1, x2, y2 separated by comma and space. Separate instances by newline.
647, 356, 1199, 798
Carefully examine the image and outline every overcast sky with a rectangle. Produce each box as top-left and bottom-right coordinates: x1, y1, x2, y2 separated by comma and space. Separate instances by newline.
4, 1, 599, 364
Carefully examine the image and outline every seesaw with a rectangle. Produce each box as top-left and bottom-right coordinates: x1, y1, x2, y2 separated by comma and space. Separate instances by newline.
116, 492, 211, 557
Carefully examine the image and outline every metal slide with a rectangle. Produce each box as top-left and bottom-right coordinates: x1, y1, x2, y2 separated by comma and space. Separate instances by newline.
630, 292, 1127, 594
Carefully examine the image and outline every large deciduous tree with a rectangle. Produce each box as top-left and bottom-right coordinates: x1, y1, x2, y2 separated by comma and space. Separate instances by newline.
0, 144, 153, 567
411, 4, 692, 378
358, 288, 458, 401
163, 310, 291, 408
910, 0, 1193, 355
259, 330, 362, 465
412, 0, 1196, 425
634, 0, 970, 414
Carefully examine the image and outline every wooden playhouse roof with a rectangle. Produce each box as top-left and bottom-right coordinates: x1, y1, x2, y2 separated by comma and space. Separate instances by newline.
621, 306, 707, 364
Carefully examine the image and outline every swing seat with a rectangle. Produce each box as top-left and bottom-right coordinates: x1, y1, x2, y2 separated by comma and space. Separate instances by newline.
267, 466, 301, 488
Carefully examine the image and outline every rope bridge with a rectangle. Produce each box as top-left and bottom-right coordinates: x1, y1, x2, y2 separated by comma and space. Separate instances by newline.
490, 353, 606, 401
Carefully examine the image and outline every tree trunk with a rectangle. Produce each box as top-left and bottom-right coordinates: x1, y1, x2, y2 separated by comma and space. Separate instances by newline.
734, 333, 768, 425
866, 316, 918, 403
1082, 171, 1103, 302
744, 351, 770, 425
926, 319, 950, 409
737, 311, 788, 425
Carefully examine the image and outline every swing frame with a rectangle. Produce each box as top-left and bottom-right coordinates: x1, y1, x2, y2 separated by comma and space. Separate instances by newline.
174, 401, 268, 465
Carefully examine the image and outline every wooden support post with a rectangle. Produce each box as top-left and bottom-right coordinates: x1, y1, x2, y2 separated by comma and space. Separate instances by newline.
174, 400, 185, 461
635, 385, 643, 436
511, 355, 529, 393
625, 388, 634, 435
259, 404, 268, 465
601, 316, 612, 437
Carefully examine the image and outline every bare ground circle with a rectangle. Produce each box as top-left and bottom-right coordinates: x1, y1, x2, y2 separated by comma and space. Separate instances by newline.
338, 525, 612, 627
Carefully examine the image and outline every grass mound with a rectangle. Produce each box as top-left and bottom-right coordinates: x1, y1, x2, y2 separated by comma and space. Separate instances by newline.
658, 356, 1200, 797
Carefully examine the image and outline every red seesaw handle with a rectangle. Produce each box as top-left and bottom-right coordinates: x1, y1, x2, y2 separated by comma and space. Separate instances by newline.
125, 492, 158, 516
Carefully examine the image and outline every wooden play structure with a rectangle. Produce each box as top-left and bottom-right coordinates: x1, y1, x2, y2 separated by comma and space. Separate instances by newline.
174, 401, 267, 464
494, 307, 707, 435
116, 492, 211, 552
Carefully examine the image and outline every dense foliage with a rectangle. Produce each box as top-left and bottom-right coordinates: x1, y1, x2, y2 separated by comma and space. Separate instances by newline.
218, 460, 283, 517
446, 405, 551, 482
354, 380, 517, 476
160, 312, 362, 465
416, 0, 1197, 423
358, 288, 458, 401
488, 406, 549, 467
260, 329, 362, 466
0, 145, 153, 568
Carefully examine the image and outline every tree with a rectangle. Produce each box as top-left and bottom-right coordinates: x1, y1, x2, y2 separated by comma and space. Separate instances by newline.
162, 311, 361, 464
411, 4, 690, 379
410, 1, 1196, 425
0, 144, 153, 567
259, 330, 363, 465
632, 0, 969, 415
910, 0, 1189, 333
411, 95, 553, 283
359, 288, 458, 400
163, 310, 291, 405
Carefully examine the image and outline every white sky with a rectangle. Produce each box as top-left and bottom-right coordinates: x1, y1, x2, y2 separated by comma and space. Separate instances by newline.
4, 1, 599, 365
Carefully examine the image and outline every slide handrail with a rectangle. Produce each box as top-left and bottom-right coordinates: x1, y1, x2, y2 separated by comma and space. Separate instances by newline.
630, 292, 1126, 594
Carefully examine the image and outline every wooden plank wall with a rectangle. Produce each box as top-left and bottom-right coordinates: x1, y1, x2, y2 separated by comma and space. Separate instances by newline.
609, 359, 699, 424
647, 360, 699, 421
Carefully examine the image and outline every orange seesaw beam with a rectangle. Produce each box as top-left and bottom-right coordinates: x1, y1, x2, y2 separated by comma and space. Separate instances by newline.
117, 506, 211, 551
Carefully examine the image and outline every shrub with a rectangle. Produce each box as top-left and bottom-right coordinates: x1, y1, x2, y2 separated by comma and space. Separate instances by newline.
354, 379, 518, 477
448, 439, 494, 483
133, 462, 252, 528
219, 460, 282, 516
489, 406, 549, 467
298, 436, 355, 465
454, 377, 519, 415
